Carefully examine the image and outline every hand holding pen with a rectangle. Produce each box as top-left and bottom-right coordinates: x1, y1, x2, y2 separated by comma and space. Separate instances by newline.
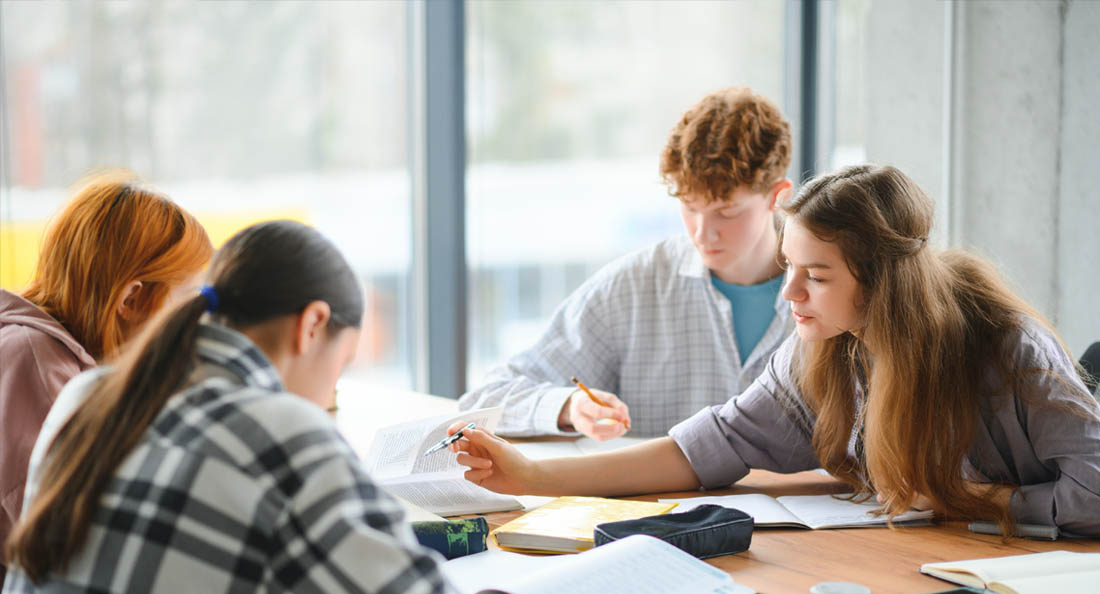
424, 422, 476, 457
556, 376, 631, 441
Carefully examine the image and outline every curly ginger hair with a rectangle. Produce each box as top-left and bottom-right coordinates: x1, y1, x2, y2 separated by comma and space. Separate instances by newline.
660, 87, 792, 203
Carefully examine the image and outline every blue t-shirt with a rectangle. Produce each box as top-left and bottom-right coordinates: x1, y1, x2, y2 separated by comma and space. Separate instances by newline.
711, 273, 784, 364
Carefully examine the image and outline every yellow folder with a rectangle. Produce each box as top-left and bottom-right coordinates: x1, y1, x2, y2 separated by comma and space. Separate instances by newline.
492, 496, 678, 554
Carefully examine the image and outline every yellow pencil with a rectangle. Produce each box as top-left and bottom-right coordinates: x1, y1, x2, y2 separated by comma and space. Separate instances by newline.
570, 376, 630, 430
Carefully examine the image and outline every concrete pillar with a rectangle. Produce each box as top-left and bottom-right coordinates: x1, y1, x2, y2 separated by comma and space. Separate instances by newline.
1057, 0, 1100, 356
865, 1, 947, 241
864, 0, 1099, 356
956, 1, 1063, 325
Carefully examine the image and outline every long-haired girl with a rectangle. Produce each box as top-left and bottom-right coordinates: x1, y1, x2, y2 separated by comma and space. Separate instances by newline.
0, 172, 212, 579
446, 165, 1100, 538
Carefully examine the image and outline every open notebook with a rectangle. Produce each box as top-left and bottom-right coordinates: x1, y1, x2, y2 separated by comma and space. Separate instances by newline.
658, 493, 933, 529
920, 551, 1100, 594
364, 407, 522, 516
442, 534, 754, 594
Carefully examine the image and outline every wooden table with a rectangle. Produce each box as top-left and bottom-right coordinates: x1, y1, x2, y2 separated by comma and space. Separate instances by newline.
333, 381, 1100, 593
477, 469, 1099, 593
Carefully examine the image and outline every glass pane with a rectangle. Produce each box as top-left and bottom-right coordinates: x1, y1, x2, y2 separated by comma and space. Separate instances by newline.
465, 0, 787, 384
827, 0, 869, 170
0, 0, 413, 388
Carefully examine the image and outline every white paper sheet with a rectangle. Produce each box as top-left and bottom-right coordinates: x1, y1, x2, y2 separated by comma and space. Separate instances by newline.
921, 550, 1100, 594
365, 407, 504, 479
658, 493, 803, 526
658, 493, 933, 529
364, 407, 520, 515
442, 535, 754, 594
776, 494, 933, 528
381, 472, 521, 517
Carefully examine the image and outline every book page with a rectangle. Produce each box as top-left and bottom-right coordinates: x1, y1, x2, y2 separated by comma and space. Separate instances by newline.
921, 551, 1100, 589
393, 495, 445, 522
409, 407, 503, 474
994, 568, 1100, 594
364, 407, 502, 479
381, 472, 521, 517
776, 495, 933, 529
442, 550, 574, 594
485, 535, 748, 594
658, 493, 804, 527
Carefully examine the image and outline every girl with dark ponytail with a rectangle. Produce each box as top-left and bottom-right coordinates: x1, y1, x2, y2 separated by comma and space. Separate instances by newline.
3, 221, 449, 593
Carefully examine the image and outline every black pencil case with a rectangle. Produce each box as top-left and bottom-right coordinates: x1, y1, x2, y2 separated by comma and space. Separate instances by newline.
593, 504, 753, 559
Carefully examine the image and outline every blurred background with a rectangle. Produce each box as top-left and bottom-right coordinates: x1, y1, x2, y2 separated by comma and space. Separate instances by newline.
2, 0, 1097, 397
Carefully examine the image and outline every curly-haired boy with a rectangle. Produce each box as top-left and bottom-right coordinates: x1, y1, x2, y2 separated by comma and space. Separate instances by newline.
460, 87, 795, 440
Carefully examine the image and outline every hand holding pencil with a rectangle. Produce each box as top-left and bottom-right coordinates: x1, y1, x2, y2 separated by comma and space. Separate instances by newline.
556, 376, 631, 441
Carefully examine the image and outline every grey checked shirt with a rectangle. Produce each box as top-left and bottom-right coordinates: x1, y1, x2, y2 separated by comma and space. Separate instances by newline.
458, 235, 793, 437
3, 323, 450, 594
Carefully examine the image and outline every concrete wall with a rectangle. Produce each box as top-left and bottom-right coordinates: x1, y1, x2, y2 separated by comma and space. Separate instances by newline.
864, 0, 1099, 357
865, 1, 947, 239
958, 2, 1064, 324
1058, 0, 1100, 358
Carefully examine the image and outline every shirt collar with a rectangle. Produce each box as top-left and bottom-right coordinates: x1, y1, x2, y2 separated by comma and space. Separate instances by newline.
195, 322, 285, 393
677, 243, 711, 279
679, 244, 791, 317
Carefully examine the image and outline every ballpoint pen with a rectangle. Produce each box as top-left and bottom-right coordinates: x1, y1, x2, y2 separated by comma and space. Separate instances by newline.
423, 422, 476, 457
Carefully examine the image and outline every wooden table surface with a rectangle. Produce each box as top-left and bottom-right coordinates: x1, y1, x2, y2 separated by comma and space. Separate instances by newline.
333, 381, 1100, 593
475, 469, 1099, 593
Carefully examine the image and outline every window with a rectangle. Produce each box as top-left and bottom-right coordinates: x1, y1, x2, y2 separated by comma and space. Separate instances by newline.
465, 0, 788, 383
1, 0, 415, 387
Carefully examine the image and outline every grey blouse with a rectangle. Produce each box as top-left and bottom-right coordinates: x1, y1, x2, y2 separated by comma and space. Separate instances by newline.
669, 318, 1100, 537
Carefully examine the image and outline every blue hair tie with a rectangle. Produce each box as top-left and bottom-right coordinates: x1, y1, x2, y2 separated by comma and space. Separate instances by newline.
199, 286, 220, 313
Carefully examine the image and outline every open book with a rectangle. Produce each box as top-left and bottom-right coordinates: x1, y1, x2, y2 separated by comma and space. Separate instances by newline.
492, 496, 677, 553
365, 407, 522, 516
920, 551, 1100, 594
442, 534, 754, 594
658, 493, 933, 529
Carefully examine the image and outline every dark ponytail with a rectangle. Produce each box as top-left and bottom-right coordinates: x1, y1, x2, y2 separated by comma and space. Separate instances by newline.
6, 220, 362, 582
206, 220, 363, 330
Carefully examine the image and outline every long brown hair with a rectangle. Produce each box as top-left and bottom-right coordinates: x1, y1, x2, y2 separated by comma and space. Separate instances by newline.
781, 165, 1091, 533
6, 220, 364, 582
21, 171, 213, 359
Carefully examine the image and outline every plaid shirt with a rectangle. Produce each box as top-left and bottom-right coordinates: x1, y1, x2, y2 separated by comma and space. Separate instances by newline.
459, 235, 793, 437
3, 323, 450, 594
